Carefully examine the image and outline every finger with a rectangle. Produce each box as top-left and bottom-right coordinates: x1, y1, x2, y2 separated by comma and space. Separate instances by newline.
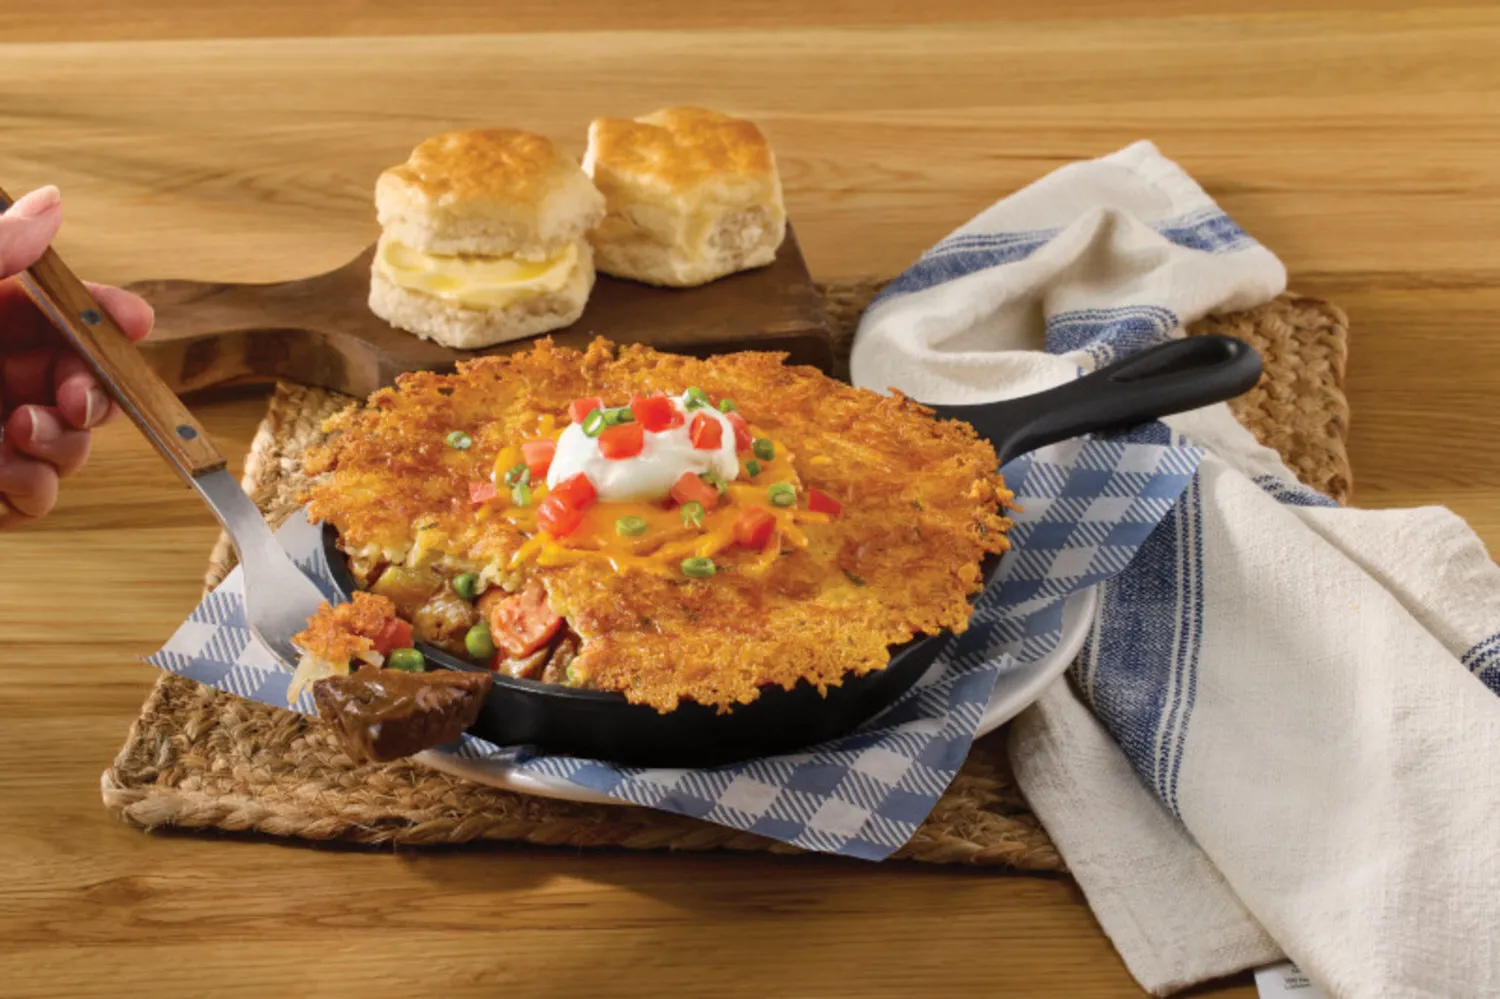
51, 352, 114, 430
85, 282, 155, 343
0, 492, 41, 530
0, 442, 59, 518
8, 405, 92, 477
2, 347, 56, 412
0, 186, 63, 278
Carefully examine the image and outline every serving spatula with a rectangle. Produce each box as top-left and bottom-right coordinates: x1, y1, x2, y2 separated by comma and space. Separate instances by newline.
3, 185, 324, 669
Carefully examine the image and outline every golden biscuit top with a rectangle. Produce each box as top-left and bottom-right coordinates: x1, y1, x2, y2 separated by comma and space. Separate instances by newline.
586, 108, 777, 190
379, 129, 583, 208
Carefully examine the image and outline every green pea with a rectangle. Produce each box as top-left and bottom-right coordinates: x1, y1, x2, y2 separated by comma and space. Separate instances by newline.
681, 557, 717, 579
511, 481, 532, 507
616, 515, 649, 537
452, 572, 481, 601
745, 459, 761, 477
718, 398, 736, 413
752, 438, 775, 461
387, 647, 426, 672
767, 482, 797, 507
503, 462, 530, 486
445, 430, 472, 450
464, 622, 496, 660
680, 501, 705, 528
582, 409, 606, 437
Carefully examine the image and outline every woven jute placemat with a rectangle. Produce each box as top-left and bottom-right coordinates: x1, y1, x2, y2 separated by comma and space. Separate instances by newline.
102, 280, 1350, 868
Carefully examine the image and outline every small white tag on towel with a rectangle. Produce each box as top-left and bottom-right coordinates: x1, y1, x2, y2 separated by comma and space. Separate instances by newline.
1255, 962, 1327, 997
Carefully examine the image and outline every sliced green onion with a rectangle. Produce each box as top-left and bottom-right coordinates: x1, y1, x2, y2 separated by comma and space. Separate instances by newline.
718, 398, 736, 413
602, 406, 634, 426
745, 459, 761, 477
452, 572, 480, 601
684, 386, 710, 410
387, 647, 425, 672
464, 622, 495, 660
752, 438, 775, 461
615, 515, 649, 537
564, 662, 583, 686
503, 462, 530, 486
581, 409, 607, 437
445, 430, 472, 450
511, 481, 532, 507
681, 556, 717, 579
767, 482, 797, 507
680, 501, 706, 528
700, 471, 727, 495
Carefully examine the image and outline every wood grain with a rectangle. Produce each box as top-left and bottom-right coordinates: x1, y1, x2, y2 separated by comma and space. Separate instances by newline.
2, 4, 1497, 997
128, 228, 832, 397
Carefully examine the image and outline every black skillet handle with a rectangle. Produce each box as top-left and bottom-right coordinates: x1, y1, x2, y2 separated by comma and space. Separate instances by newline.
929, 335, 1262, 466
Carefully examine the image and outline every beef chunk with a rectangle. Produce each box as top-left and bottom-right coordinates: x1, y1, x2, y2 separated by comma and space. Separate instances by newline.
312, 666, 492, 763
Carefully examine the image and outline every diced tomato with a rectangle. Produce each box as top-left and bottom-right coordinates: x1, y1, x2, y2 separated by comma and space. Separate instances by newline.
598, 422, 645, 460
670, 471, 720, 511
550, 472, 598, 511
724, 412, 752, 452
537, 495, 585, 537
689, 412, 722, 450
469, 480, 498, 504
479, 581, 564, 658
568, 397, 604, 424
521, 439, 556, 479
806, 487, 843, 518
630, 393, 683, 432
371, 617, 414, 657
733, 505, 777, 550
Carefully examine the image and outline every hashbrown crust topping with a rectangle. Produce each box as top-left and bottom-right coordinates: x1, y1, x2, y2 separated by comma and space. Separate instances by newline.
302, 339, 1012, 712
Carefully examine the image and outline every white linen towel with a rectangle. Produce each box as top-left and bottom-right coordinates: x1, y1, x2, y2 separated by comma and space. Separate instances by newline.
851, 141, 1500, 998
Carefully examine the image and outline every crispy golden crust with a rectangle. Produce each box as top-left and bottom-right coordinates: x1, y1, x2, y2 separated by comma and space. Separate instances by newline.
585, 108, 776, 192
302, 340, 1013, 712
292, 591, 396, 664
379, 129, 581, 209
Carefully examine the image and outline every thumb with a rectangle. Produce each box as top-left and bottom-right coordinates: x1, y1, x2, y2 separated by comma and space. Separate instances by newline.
0, 186, 63, 277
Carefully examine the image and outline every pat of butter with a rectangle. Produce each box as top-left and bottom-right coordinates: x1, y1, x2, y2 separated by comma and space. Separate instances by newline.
375, 237, 576, 309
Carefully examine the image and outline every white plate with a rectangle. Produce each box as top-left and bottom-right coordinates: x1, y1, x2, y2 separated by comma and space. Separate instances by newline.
417, 585, 1098, 805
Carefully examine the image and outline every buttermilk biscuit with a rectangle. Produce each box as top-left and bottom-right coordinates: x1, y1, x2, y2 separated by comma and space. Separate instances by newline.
369, 129, 605, 349
582, 108, 787, 287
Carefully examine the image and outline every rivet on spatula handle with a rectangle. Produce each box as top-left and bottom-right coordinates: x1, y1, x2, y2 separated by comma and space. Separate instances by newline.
1, 184, 225, 482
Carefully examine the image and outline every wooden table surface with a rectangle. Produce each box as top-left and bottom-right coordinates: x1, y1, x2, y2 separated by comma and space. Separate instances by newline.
3, 4, 1497, 996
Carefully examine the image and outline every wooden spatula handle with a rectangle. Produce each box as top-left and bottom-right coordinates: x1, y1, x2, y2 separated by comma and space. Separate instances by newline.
1, 186, 225, 481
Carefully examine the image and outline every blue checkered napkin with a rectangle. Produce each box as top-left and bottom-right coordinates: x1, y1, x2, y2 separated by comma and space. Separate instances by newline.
139, 427, 1204, 861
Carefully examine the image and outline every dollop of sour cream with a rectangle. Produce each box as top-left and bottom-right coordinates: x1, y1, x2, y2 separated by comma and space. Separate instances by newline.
546, 393, 739, 502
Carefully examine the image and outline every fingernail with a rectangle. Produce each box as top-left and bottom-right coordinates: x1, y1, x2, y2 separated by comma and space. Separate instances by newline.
4, 185, 61, 220
83, 387, 109, 428
22, 406, 56, 444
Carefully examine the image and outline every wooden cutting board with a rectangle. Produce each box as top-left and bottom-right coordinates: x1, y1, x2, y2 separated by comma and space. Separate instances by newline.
130, 225, 832, 397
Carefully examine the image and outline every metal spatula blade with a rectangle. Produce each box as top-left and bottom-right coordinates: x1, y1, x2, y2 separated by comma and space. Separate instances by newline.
189, 468, 326, 667
4, 184, 324, 669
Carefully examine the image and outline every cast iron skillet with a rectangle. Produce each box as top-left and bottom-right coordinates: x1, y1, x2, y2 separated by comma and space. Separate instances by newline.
322, 335, 1261, 766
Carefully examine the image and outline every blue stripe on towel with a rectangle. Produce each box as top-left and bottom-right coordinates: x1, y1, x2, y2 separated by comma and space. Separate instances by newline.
874, 208, 1257, 306
1073, 469, 1206, 820
1253, 474, 1340, 508
1462, 634, 1500, 696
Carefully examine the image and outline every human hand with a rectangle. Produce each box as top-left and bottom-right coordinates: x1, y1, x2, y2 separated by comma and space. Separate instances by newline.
1, 186, 154, 526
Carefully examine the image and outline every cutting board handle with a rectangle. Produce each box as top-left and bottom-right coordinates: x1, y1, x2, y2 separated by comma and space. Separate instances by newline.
2, 185, 226, 481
